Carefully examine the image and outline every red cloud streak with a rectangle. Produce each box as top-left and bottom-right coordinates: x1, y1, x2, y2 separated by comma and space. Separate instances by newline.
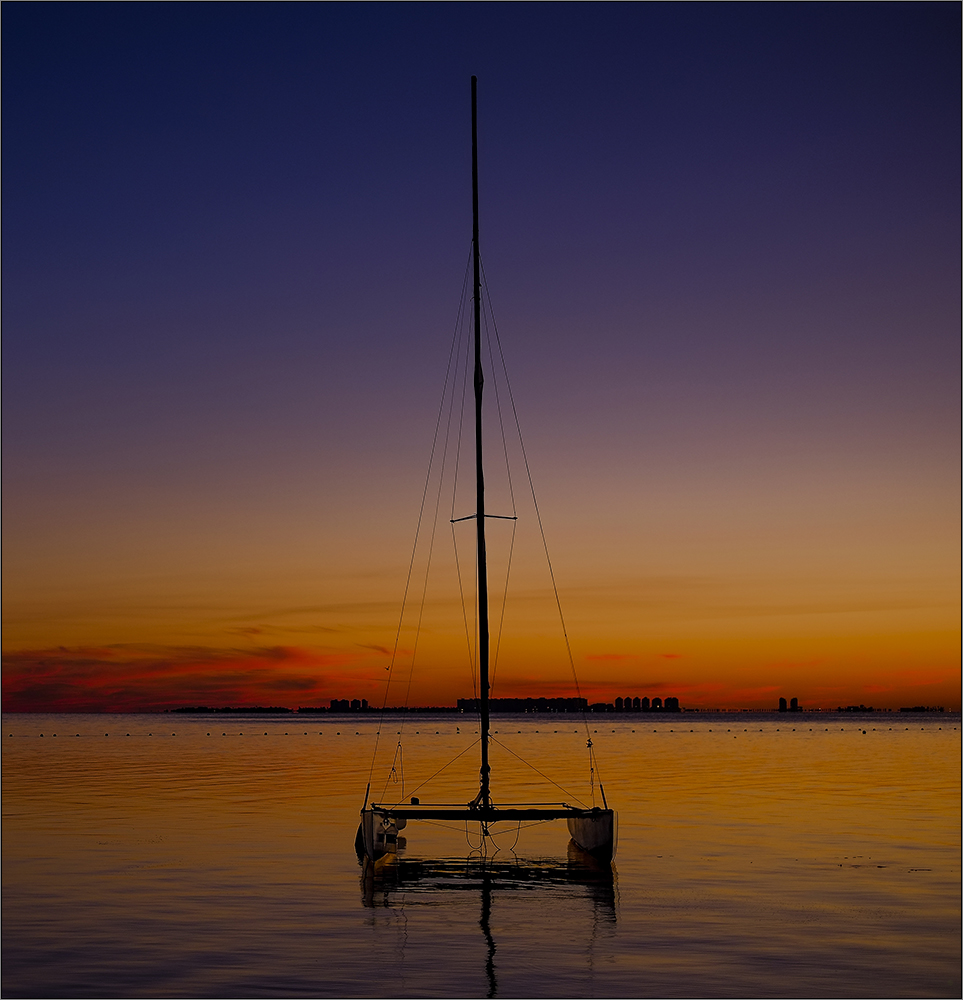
2, 645, 362, 712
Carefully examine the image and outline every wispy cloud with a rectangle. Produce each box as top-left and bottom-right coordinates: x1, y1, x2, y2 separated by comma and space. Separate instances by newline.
1, 644, 372, 712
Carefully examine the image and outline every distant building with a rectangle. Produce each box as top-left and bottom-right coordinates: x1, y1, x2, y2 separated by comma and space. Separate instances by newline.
651, 697, 663, 710
640, 697, 650, 711
790, 697, 800, 712
778, 697, 787, 712
330, 698, 369, 712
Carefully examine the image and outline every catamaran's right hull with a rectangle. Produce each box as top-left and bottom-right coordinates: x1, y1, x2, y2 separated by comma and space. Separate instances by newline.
567, 809, 617, 862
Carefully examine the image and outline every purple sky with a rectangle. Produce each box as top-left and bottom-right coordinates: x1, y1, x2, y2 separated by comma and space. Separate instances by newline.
3, 3, 960, 710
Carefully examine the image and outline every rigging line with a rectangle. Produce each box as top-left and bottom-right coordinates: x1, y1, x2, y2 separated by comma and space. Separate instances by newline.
379, 740, 406, 803
481, 259, 592, 746
386, 738, 481, 806
489, 736, 588, 807
450, 320, 478, 697
400, 314, 467, 719
481, 280, 517, 515
366, 247, 473, 788
451, 521, 477, 699
489, 518, 516, 693
450, 301, 474, 523
480, 286, 518, 695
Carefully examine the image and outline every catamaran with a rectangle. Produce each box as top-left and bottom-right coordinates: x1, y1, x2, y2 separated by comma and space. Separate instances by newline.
357, 77, 616, 868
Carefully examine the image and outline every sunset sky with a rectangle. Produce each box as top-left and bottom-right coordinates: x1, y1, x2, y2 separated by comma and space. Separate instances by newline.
3, 4, 959, 712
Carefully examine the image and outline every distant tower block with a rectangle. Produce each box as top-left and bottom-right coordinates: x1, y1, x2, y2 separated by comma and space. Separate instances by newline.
640, 697, 650, 711
633, 697, 641, 711
615, 697, 624, 711
651, 697, 663, 710
778, 697, 788, 712
790, 697, 799, 712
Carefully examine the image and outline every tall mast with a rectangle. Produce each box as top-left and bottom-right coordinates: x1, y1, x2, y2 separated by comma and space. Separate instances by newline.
471, 75, 491, 809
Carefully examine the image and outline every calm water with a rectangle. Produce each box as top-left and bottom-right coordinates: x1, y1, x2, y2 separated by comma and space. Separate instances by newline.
2, 712, 960, 998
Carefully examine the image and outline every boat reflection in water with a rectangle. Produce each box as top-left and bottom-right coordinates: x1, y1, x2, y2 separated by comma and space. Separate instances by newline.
360, 842, 616, 997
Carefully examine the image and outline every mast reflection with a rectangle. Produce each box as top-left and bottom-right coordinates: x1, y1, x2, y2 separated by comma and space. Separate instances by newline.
360, 840, 617, 995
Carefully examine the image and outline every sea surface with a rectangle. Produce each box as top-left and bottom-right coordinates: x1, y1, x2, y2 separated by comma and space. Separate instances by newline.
2, 711, 960, 998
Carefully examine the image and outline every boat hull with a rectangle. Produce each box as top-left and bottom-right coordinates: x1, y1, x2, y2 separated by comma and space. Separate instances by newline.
358, 809, 406, 864
358, 803, 616, 865
567, 808, 617, 862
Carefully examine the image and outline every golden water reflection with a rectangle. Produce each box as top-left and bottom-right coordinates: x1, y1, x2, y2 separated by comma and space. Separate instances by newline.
2, 712, 959, 997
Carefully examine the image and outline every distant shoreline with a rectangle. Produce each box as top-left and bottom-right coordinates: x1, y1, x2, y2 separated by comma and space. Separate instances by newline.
2, 706, 956, 716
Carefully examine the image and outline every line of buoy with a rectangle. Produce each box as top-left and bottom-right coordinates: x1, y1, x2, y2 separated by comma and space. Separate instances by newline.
9, 724, 958, 739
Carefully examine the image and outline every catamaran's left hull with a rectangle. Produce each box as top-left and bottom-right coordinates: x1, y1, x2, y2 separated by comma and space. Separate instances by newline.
358, 808, 406, 864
